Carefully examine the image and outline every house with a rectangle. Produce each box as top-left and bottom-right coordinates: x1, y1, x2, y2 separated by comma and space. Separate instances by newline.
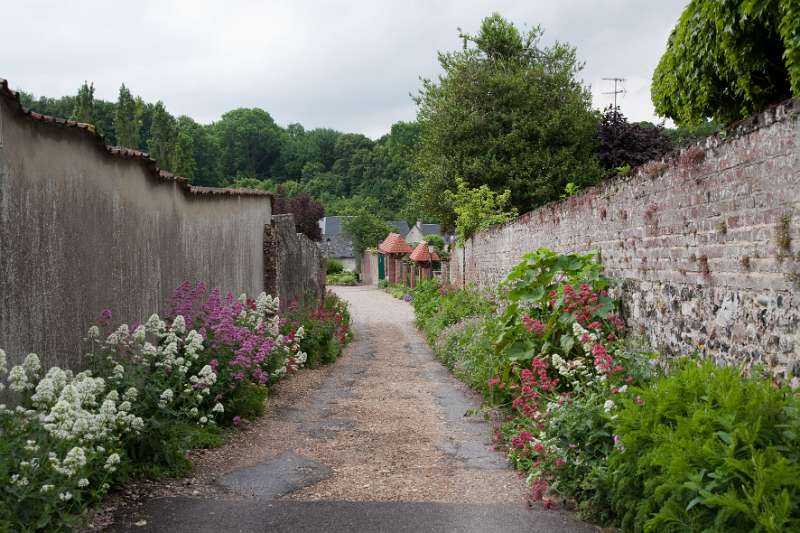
377, 233, 413, 284
404, 220, 442, 245
319, 216, 356, 271
319, 217, 412, 272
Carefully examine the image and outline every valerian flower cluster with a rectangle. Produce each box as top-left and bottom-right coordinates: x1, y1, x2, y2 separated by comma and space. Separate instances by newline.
0, 283, 345, 532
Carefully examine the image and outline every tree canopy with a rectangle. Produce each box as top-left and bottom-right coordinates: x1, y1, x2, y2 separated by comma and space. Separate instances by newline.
652, 0, 800, 125
445, 177, 517, 246
413, 13, 602, 227
597, 107, 673, 170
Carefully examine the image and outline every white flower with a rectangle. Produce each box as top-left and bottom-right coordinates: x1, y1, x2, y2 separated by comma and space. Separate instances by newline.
123, 387, 138, 402
78, 478, 90, 488
22, 353, 41, 376
295, 326, 305, 340
104, 453, 121, 472
212, 402, 224, 413
199, 416, 208, 425
189, 407, 199, 418
40, 484, 54, 493
105, 325, 130, 347
132, 325, 147, 343
10, 474, 29, 486
603, 399, 616, 413
0, 348, 7, 375
59, 492, 73, 501
618, 385, 628, 394
24, 440, 39, 452
87, 325, 101, 339
145, 314, 165, 335
111, 364, 125, 381
159, 389, 174, 407
171, 315, 187, 335
8, 365, 32, 392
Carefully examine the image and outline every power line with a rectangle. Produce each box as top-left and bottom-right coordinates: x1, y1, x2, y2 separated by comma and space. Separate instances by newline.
602, 77, 626, 110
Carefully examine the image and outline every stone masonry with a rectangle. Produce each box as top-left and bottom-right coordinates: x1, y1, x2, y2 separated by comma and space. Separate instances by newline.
450, 99, 800, 375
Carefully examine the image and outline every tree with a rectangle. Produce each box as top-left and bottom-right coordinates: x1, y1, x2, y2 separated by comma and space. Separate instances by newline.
147, 101, 176, 169
414, 13, 601, 227
173, 116, 197, 178
445, 177, 517, 245
341, 208, 394, 256
72, 81, 95, 125
597, 107, 673, 170
114, 84, 140, 148
215, 108, 282, 180
652, 0, 800, 125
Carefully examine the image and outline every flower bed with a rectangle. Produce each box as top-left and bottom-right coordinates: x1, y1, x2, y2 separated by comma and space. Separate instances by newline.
0, 284, 351, 532
409, 248, 800, 531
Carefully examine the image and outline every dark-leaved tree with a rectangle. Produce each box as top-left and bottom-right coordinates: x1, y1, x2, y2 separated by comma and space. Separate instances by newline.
597, 107, 673, 170
273, 186, 324, 241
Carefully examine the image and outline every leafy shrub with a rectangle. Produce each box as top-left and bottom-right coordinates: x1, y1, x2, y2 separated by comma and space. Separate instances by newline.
327, 271, 357, 286
652, 0, 800, 125
423, 234, 445, 251
326, 258, 344, 275
410, 279, 493, 345
0, 282, 345, 531
285, 291, 351, 369
609, 360, 800, 532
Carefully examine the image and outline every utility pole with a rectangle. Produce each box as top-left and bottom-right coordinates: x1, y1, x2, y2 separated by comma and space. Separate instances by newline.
602, 77, 626, 110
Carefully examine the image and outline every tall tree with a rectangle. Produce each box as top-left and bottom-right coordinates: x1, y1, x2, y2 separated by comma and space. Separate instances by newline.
72, 81, 95, 125
114, 84, 140, 148
173, 116, 197, 178
215, 108, 282, 179
414, 13, 601, 227
147, 101, 176, 170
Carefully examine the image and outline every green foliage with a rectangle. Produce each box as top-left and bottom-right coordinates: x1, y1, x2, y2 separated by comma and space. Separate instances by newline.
414, 13, 602, 226
326, 258, 345, 275
341, 208, 394, 256
560, 182, 581, 200
215, 108, 282, 180
147, 101, 176, 169
327, 271, 358, 286
609, 360, 800, 532
72, 81, 95, 125
423, 234, 445, 251
113, 84, 140, 149
410, 279, 494, 347
652, 0, 800, 125
445, 177, 517, 245
287, 292, 352, 368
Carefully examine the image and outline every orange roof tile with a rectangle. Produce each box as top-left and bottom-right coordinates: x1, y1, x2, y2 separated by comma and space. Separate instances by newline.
378, 233, 412, 254
409, 241, 440, 262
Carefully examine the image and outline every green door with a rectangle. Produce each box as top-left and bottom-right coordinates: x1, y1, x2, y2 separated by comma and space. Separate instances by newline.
378, 254, 385, 280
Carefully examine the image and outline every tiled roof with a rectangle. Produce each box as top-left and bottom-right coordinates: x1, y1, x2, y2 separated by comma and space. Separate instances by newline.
420, 223, 441, 236
409, 241, 440, 262
378, 233, 412, 254
0, 78, 272, 200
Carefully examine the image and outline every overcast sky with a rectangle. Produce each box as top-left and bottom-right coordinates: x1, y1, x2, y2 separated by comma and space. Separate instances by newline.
2, 0, 688, 138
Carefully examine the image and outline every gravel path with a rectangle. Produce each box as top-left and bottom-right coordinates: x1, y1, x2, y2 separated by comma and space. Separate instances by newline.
106, 286, 594, 532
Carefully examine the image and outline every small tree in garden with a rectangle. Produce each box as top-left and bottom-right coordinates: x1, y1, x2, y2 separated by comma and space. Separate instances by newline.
597, 107, 673, 170
652, 0, 800, 125
341, 207, 394, 256
273, 186, 325, 241
445, 177, 517, 245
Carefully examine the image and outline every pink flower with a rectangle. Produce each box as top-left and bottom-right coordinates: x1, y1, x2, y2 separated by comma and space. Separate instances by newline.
522, 316, 545, 335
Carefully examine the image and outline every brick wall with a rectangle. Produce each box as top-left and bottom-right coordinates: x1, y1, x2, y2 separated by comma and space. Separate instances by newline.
450, 99, 800, 375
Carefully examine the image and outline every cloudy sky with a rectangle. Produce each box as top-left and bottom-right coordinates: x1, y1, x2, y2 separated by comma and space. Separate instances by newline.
2, 0, 688, 138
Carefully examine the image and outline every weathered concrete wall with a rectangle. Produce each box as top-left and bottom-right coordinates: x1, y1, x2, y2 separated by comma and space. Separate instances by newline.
264, 214, 325, 310
360, 251, 379, 286
450, 99, 800, 375
0, 88, 272, 369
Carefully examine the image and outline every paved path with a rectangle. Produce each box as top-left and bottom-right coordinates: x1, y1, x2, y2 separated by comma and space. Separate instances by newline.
112, 286, 594, 532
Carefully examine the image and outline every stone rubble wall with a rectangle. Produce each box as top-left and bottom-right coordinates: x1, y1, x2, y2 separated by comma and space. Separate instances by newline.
450, 99, 800, 374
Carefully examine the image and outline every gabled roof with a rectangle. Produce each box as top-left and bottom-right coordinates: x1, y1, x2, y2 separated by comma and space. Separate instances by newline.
388, 220, 410, 236
0, 77, 271, 200
420, 223, 441, 236
378, 233, 412, 254
409, 241, 440, 262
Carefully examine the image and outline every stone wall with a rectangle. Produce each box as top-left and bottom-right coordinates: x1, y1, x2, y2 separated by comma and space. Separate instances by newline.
0, 81, 276, 370
264, 214, 325, 311
450, 99, 800, 375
